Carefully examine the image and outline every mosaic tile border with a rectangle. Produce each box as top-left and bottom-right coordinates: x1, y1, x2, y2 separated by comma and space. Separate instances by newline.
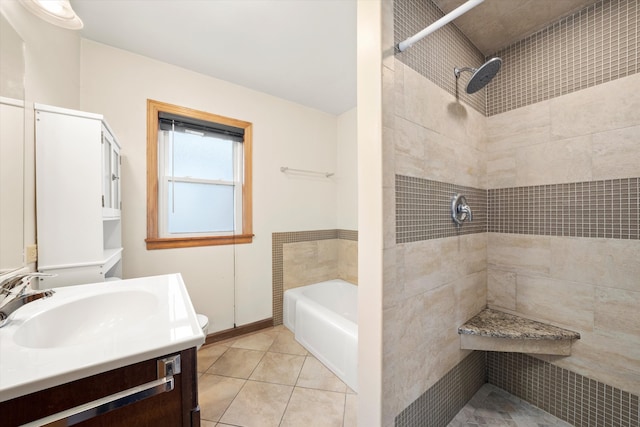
488, 0, 640, 116
395, 351, 486, 427
272, 229, 358, 325
396, 175, 640, 242
394, 0, 486, 115
487, 352, 640, 427
488, 178, 640, 240
395, 175, 487, 243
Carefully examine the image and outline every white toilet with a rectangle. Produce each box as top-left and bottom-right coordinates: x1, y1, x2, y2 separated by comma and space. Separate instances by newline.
197, 314, 209, 349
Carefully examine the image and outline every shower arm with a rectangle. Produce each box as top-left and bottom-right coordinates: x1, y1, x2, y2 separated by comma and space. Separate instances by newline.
396, 0, 484, 52
454, 66, 476, 78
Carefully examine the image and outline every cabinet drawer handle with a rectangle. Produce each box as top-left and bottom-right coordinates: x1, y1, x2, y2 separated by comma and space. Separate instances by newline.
23, 376, 174, 426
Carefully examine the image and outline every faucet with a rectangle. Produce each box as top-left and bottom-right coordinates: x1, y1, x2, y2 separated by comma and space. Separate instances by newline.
451, 194, 473, 226
0, 272, 55, 328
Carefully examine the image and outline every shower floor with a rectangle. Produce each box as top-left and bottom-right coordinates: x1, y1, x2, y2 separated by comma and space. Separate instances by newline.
448, 383, 573, 427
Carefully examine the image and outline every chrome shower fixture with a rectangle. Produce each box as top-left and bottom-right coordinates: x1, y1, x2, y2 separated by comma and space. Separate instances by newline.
451, 194, 473, 226
454, 57, 502, 94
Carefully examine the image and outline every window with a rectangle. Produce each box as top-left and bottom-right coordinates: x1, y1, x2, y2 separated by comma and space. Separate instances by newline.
146, 100, 253, 249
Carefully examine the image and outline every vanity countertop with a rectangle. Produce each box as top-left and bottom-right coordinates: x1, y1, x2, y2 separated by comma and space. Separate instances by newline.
458, 308, 581, 340
0, 274, 204, 402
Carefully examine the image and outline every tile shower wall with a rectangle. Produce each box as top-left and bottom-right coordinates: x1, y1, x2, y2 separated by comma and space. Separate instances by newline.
395, 351, 485, 427
396, 175, 487, 243
487, 71, 640, 396
386, 0, 640, 425
382, 0, 488, 425
488, 0, 639, 116
272, 230, 357, 326
394, 0, 486, 114
487, 352, 640, 427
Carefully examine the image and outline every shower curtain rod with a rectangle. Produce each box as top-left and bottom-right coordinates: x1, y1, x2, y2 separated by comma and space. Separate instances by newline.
396, 0, 484, 52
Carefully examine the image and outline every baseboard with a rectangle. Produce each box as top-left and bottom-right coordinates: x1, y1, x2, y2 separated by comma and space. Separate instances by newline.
204, 318, 274, 345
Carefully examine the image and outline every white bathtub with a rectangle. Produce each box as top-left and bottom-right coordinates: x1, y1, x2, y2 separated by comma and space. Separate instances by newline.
283, 279, 358, 392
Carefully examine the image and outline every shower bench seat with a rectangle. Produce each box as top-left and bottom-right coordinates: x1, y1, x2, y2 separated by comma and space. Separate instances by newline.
458, 308, 580, 356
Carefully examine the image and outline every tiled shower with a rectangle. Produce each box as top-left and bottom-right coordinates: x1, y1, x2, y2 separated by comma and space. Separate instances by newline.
385, 0, 639, 426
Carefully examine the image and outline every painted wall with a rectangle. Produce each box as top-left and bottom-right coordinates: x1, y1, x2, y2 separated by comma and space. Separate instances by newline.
79, 39, 351, 332
0, 1, 81, 274
0, 1, 358, 335
337, 107, 358, 230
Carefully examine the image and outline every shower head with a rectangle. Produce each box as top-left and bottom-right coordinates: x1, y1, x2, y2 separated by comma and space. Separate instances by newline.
454, 57, 502, 94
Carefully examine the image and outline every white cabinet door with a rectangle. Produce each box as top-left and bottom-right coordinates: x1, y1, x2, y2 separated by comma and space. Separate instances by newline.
101, 124, 121, 218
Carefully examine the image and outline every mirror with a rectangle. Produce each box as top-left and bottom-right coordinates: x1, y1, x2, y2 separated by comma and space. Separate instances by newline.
0, 13, 26, 272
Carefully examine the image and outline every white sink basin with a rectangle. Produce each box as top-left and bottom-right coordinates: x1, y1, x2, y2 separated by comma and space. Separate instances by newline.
0, 274, 205, 402
13, 290, 158, 349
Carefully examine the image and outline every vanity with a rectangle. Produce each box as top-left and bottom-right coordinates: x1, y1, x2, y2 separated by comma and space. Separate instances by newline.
0, 274, 205, 426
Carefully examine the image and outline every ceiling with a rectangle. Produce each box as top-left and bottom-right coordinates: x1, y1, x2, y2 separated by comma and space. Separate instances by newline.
71, 0, 357, 115
70, 0, 596, 115
433, 0, 598, 55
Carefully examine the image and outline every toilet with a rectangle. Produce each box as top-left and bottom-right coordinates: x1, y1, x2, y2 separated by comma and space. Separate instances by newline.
197, 314, 209, 349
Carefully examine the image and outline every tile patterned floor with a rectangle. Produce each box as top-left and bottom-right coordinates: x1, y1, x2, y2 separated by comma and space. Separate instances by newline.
448, 383, 574, 427
197, 325, 357, 427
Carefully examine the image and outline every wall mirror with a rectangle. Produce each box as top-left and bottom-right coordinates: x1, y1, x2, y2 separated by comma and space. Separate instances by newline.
0, 13, 26, 272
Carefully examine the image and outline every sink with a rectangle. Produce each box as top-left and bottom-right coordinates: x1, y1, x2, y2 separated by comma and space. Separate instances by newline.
13, 290, 158, 349
0, 274, 204, 402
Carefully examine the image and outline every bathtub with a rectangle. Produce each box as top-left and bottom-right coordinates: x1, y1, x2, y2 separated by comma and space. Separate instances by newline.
283, 279, 358, 392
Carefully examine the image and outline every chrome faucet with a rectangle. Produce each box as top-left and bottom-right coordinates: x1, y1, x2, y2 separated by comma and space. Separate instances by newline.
451, 194, 473, 226
0, 272, 55, 328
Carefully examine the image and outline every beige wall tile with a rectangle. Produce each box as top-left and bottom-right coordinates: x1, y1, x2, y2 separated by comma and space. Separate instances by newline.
382, 125, 396, 189
599, 240, 640, 291
550, 74, 640, 140
550, 237, 607, 286
455, 271, 488, 326
486, 101, 551, 152
551, 237, 640, 292
594, 287, 640, 339
487, 148, 517, 189
382, 283, 462, 426
382, 64, 395, 130
592, 125, 640, 180
488, 233, 551, 276
515, 135, 593, 186
543, 329, 640, 395
283, 240, 339, 290
516, 275, 595, 332
338, 239, 358, 284
487, 268, 517, 311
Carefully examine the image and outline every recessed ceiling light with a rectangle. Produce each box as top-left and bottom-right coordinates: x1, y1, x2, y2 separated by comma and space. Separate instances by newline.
19, 0, 84, 30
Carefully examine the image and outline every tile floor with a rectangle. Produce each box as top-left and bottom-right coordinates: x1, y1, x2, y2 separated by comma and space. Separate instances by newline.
448, 383, 573, 427
197, 325, 357, 427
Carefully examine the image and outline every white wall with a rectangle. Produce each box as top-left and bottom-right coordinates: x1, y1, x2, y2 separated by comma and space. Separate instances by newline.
337, 107, 358, 230
79, 40, 345, 331
0, 1, 81, 273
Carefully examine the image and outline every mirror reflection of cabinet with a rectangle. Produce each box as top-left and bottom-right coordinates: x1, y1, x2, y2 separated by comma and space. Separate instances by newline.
0, 97, 24, 271
35, 104, 122, 287
102, 125, 121, 217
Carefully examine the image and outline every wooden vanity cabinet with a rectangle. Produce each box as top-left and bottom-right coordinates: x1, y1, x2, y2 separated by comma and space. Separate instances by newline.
0, 348, 200, 426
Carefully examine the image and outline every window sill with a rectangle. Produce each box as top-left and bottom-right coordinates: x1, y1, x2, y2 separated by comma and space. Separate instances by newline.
145, 234, 254, 250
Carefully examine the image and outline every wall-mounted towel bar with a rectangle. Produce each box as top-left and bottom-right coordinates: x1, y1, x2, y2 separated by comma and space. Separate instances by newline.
280, 167, 334, 178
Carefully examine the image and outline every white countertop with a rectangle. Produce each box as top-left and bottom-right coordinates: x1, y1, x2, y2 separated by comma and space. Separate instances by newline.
0, 274, 204, 402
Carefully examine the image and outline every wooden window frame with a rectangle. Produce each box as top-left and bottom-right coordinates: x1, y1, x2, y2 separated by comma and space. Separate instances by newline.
146, 99, 253, 249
